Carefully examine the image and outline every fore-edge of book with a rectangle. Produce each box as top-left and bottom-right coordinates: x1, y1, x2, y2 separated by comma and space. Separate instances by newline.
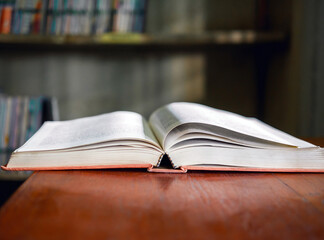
2, 102, 324, 173
3, 162, 324, 173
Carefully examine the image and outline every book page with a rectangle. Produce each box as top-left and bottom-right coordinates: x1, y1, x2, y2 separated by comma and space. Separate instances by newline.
18, 111, 161, 152
169, 146, 324, 169
149, 102, 314, 148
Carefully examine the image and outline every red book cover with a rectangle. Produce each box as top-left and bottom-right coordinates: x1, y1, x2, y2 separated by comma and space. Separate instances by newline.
0, 6, 13, 34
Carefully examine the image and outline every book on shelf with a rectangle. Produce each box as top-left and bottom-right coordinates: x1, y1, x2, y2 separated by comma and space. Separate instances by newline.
0, 0, 147, 36
2, 102, 324, 173
0, 95, 59, 152
0, 0, 14, 34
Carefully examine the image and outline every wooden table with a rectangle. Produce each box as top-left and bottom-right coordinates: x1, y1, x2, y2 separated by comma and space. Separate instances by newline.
0, 139, 324, 240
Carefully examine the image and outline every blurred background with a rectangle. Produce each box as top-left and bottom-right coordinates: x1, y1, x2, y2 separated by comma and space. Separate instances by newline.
0, 0, 323, 204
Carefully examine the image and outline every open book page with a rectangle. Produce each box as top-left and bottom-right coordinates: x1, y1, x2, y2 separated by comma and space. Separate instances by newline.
169, 146, 324, 169
17, 111, 162, 152
149, 102, 315, 149
248, 118, 315, 148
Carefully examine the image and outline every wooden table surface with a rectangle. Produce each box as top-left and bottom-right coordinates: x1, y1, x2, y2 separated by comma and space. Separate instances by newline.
0, 138, 324, 240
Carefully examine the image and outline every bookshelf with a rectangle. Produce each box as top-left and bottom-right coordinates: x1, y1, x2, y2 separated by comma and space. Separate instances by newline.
0, 0, 297, 180
0, 96, 59, 180
0, 31, 287, 46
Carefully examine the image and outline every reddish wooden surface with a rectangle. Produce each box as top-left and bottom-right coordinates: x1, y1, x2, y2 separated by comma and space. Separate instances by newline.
0, 139, 323, 240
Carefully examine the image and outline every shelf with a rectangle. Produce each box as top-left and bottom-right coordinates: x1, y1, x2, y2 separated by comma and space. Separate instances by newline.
0, 31, 287, 47
147, 31, 287, 45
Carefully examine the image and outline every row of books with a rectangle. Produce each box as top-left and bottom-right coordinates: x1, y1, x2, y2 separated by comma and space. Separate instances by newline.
0, 0, 147, 35
0, 95, 58, 151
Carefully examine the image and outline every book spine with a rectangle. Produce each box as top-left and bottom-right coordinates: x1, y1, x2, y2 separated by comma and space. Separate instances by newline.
12, 97, 22, 149
0, 3, 13, 34
54, 0, 60, 35
0, 98, 5, 150
86, 0, 94, 35
19, 97, 29, 147
111, 0, 118, 32
11, 0, 19, 34
20, 0, 31, 34
137, 0, 146, 33
39, 0, 48, 34
47, 0, 54, 35
29, 97, 39, 138
8, 97, 16, 150
0, 1, 2, 32
128, 0, 135, 32
133, 0, 140, 32
51, 0, 57, 35
35, 97, 43, 130
26, 97, 34, 140
0, 96, 56, 151
62, 0, 70, 35
3, 98, 12, 150
0, 0, 148, 35
95, 0, 112, 34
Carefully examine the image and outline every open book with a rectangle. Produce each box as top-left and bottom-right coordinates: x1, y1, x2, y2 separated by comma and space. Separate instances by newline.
2, 102, 324, 173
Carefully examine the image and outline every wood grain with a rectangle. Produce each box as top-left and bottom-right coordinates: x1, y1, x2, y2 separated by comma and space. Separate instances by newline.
0, 138, 323, 240
0, 170, 323, 240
